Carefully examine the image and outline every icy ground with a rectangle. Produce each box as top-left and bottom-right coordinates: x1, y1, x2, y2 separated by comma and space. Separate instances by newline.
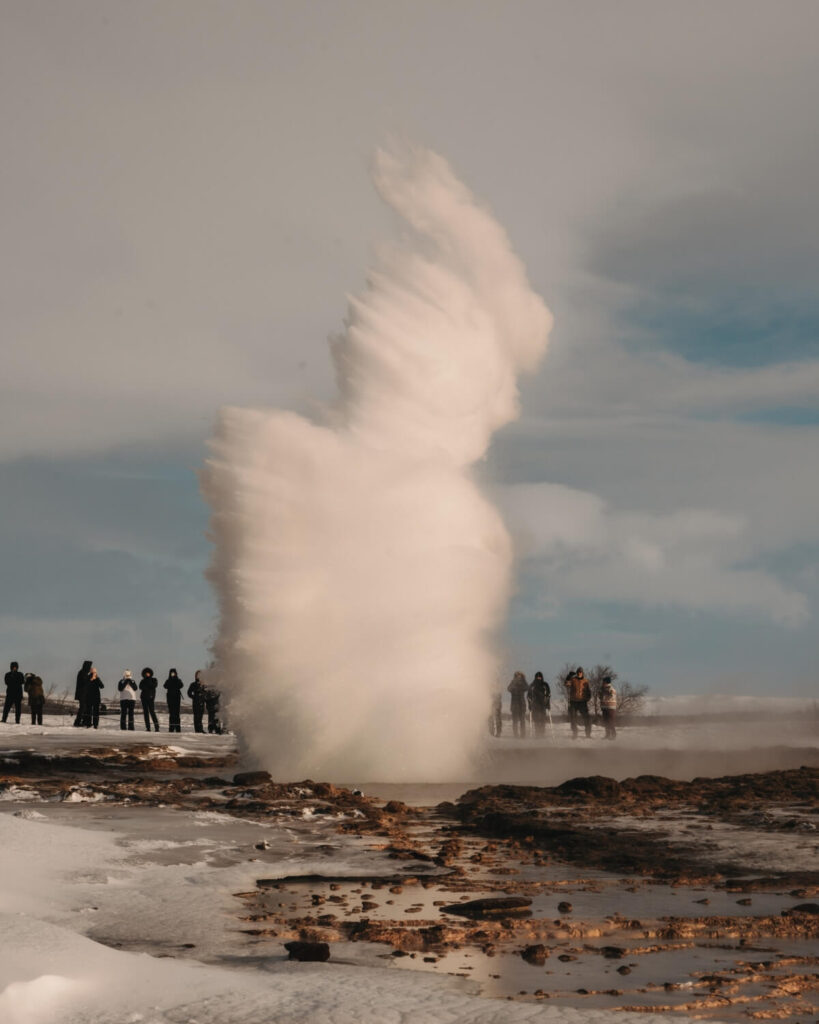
0, 713, 815, 1023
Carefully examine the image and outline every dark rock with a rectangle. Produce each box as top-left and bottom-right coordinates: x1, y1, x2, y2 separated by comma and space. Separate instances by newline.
557, 901, 573, 914
556, 776, 621, 800
617, 966, 632, 975
384, 800, 409, 815
783, 902, 819, 915
558, 954, 576, 962
601, 946, 625, 959
440, 896, 532, 919
521, 944, 549, 965
283, 941, 330, 962
233, 771, 272, 786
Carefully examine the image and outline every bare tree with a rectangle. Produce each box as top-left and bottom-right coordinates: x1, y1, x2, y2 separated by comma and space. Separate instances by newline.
617, 681, 648, 715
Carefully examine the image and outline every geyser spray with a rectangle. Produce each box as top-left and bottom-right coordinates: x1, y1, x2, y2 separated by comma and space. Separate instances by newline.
202, 146, 552, 781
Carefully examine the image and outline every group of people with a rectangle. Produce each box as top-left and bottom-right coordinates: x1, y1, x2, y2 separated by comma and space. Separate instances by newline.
74, 663, 223, 734
493, 666, 618, 741
2, 660, 224, 734
2, 663, 45, 726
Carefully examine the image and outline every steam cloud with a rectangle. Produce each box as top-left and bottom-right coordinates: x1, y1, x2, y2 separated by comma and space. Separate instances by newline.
202, 146, 552, 781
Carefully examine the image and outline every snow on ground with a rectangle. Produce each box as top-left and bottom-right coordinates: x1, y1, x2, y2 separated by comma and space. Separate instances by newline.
0, 808, 684, 1024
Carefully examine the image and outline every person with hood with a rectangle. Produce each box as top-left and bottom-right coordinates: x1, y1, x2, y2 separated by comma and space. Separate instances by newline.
139, 667, 160, 731
86, 667, 104, 729
118, 670, 138, 730
24, 672, 45, 726
3, 662, 25, 724
163, 668, 184, 733
507, 671, 529, 738
204, 685, 222, 735
74, 660, 92, 727
187, 670, 206, 733
600, 675, 618, 740
565, 666, 592, 739
527, 671, 551, 738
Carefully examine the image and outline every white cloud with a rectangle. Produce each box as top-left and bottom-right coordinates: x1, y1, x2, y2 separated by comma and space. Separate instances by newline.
499, 482, 809, 627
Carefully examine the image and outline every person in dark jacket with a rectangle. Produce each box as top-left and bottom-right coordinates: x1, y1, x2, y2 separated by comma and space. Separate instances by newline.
3, 662, 25, 724
163, 668, 184, 732
204, 685, 222, 734
118, 670, 138, 730
24, 673, 45, 725
86, 667, 104, 729
187, 671, 206, 733
507, 671, 529, 738
139, 667, 160, 731
527, 671, 551, 738
565, 666, 592, 739
74, 660, 92, 727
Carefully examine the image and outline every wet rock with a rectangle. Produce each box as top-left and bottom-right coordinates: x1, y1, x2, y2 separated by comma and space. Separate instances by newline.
440, 897, 532, 919
601, 946, 626, 959
557, 776, 620, 800
558, 954, 577, 962
520, 944, 549, 965
783, 903, 819, 915
736, 897, 752, 906
557, 901, 573, 914
233, 771, 273, 786
617, 966, 632, 975
283, 941, 330, 962
384, 800, 409, 815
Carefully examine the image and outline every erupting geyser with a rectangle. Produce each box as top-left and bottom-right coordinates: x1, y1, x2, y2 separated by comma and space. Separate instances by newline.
202, 146, 552, 781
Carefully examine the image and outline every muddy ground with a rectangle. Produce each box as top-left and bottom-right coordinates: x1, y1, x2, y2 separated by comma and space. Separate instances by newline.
1, 744, 816, 1022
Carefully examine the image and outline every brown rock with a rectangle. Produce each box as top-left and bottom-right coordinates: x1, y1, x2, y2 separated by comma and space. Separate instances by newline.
283, 941, 330, 962
233, 771, 273, 786
521, 944, 550, 965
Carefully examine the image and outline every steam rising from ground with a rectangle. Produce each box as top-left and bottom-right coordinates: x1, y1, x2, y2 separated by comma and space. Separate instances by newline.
202, 147, 552, 781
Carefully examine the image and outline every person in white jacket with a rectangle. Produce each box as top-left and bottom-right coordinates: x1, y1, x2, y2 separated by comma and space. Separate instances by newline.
118, 670, 138, 731
600, 676, 617, 740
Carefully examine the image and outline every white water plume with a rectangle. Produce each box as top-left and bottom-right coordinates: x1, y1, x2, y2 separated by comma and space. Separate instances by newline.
202, 146, 552, 781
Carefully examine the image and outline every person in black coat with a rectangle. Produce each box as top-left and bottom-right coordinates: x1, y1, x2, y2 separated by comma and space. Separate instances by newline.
139, 667, 160, 731
3, 662, 25, 724
74, 660, 92, 727
187, 671, 206, 733
527, 671, 551, 738
86, 667, 104, 729
163, 668, 184, 732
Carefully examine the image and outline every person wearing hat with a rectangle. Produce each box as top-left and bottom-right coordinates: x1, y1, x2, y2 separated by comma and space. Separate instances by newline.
565, 666, 592, 739
117, 670, 138, 730
600, 675, 617, 740
139, 667, 160, 731
163, 668, 184, 733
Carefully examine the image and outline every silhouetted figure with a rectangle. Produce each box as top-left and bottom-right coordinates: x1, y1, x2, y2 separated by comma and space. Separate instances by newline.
139, 667, 160, 731
3, 662, 25, 724
565, 667, 591, 739
187, 671, 206, 733
527, 671, 551, 738
74, 660, 92, 727
600, 675, 617, 740
24, 673, 45, 725
488, 691, 503, 737
86, 667, 104, 728
507, 671, 529, 738
204, 686, 222, 734
118, 671, 138, 730
163, 668, 183, 733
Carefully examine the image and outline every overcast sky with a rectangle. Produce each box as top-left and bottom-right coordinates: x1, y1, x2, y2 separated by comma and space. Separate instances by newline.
2, 1, 818, 696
